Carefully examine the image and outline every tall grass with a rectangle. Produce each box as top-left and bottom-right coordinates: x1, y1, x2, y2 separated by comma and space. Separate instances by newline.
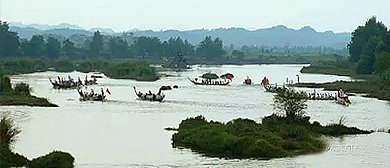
0, 116, 21, 148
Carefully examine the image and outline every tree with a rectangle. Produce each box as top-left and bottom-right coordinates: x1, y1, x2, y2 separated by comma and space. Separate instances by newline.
132, 36, 162, 58
108, 36, 132, 58
0, 116, 21, 148
348, 16, 388, 63
0, 21, 21, 57
28, 35, 45, 56
62, 39, 76, 57
374, 51, 390, 73
356, 35, 385, 74
45, 37, 61, 57
196, 36, 225, 61
90, 31, 104, 56
232, 50, 245, 60
183, 39, 195, 56
273, 88, 308, 119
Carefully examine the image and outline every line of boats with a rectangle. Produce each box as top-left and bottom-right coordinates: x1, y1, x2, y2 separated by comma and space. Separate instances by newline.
49, 73, 351, 106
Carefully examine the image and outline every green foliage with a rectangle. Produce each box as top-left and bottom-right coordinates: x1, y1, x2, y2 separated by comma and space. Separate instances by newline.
273, 88, 308, 119
109, 36, 132, 58
356, 35, 386, 74
0, 76, 12, 92
46, 37, 61, 57
62, 39, 76, 58
231, 50, 245, 60
300, 59, 355, 76
30, 151, 75, 168
0, 117, 72, 168
348, 16, 388, 63
103, 61, 159, 81
178, 115, 210, 130
0, 143, 30, 168
379, 68, 390, 86
374, 51, 390, 73
28, 35, 45, 56
0, 116, 21, 148
172, 115, 341, 159
90, 31, 104, 56
162, 37, 195, 57
196, 36, 226, 61
0, 21, 21, 57
133, 36, 162, 58
13, 82, 32, 95
0, 74, 57, 106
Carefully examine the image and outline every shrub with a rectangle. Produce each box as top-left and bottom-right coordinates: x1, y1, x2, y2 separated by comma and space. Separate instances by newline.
30, 151, 75, 168
0, 76, 12, 92
273, 88, 308, 119
379, 68, 390, 86
14, 82, 32, 95
0, 116, 21, 148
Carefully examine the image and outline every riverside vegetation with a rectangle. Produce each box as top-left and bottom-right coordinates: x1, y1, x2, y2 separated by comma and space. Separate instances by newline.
0, 58, 159, 81
171, 88, 370, 159
0, 116, 74, 168
296, 16, 390, 101
0, 75, 58, 107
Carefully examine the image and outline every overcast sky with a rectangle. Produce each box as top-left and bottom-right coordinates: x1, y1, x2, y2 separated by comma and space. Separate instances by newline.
1, 0, 388, 32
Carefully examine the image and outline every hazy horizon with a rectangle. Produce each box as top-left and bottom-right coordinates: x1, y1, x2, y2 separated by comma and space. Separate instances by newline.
1, 0, 389, 33
8, 22, 354, 34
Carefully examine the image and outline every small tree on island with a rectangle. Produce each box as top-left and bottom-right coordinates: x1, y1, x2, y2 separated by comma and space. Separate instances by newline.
273, 88, 308, 119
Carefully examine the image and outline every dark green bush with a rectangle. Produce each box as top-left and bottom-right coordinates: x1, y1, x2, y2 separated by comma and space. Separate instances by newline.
0, 76, 12, 92
14, 82, 32, 95
0, 116, 21, 147
30, 151, 75, 168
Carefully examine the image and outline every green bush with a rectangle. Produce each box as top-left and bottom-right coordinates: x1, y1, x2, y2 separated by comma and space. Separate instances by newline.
172, 114, 371, 159
172, 115, 327, 159
0, 143, 30, 168
0, 76, 12, 92
380, 68, 390, 86
0, 116, 21, 147
14, 82, 32, 95
30, 151, 75, 168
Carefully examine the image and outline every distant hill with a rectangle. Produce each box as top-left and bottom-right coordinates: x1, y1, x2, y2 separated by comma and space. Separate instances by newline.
9, 23, 351, 49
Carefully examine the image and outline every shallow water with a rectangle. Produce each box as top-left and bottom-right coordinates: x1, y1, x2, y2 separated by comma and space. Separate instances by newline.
2, 64, 389, 168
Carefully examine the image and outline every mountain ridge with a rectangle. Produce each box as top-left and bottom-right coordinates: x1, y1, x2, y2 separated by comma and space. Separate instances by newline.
9, 22, 351, 49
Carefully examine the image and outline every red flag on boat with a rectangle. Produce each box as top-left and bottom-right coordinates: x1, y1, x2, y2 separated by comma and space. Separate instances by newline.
106, 88, 111, 95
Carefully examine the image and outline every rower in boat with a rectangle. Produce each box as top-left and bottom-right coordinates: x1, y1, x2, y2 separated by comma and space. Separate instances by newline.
337, 88, 351, 106
243, 76, 252, 85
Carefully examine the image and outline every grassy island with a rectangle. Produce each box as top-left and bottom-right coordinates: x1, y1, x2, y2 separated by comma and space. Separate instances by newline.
171, 89, 371, 159
0, 76, 58, 107
172, 115, 370, 159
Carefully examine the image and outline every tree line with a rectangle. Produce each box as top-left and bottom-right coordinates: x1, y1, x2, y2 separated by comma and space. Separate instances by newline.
348, 16, 390, 84
0, 20, 229, 61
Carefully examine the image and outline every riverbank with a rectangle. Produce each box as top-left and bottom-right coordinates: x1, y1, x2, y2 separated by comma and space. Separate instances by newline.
172, 115, 370, 159
0, 57, 159, 81
299, 60, 355, 77
296, 61, 390, 101
0, 76, 58, 107
0, 92, 58, 107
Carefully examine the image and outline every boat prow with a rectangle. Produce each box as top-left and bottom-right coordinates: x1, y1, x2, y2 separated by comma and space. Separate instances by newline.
133, 86, 165, 102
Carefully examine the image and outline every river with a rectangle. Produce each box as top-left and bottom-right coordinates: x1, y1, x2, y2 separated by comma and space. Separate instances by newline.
2, 64, 389, 168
